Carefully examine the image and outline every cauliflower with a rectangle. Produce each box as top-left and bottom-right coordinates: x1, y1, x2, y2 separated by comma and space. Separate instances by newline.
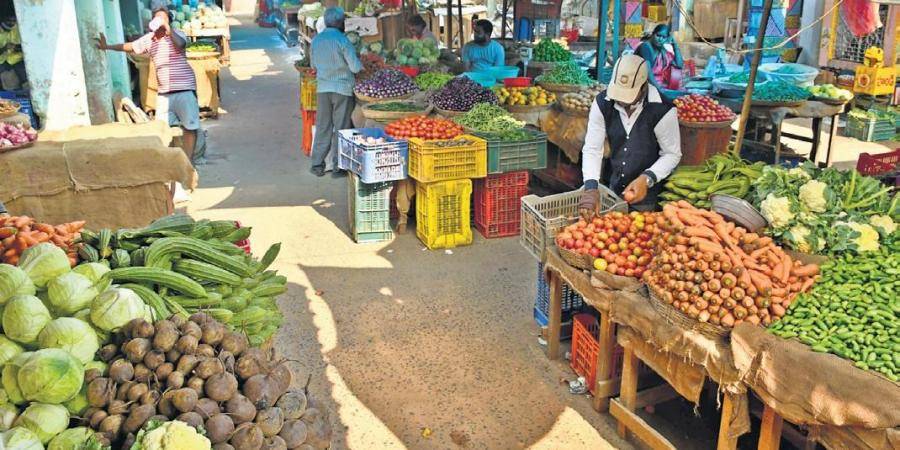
798, 180, 828, 213
139, 421, 210, 450
760, 194, 794, 228
869, 215, 897, 235
846, 222, 880, 252
787, 167, 811, 179
787, 225, 820, 253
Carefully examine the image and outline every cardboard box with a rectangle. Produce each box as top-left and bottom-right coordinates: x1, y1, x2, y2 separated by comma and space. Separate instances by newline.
692, 0, 739, 40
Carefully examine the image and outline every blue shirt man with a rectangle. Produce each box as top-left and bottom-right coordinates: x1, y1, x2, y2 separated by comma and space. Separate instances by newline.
462, 19, 504, 71
311, 25, 363, 97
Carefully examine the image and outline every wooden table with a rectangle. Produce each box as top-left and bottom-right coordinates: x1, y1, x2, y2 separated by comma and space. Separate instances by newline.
718, 99, 845, 166
186, 27, 231, 66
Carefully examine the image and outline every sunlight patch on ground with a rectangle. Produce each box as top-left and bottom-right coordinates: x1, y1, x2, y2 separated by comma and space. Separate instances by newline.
229, 49, 276, 80
527, 407, 618, 450
185, 186, 235, 211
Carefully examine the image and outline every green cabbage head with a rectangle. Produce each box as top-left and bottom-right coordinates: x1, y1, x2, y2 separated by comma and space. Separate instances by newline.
37, 318, 100, 364
0, 335, 24, 367
72, 262, 110, 283
17, 243, 70, 288
47, 272, 99, 315
1, 352, 32, 405
0, 264, 35, 305
2, 295, 52, 345
0, 427, 43, 450
62, 360, 107, 416
13, 402, 69, 444
0, 403, 17, 431
18, 348, 84, 404
90, 287, 150, 332
48, 427, 99, 450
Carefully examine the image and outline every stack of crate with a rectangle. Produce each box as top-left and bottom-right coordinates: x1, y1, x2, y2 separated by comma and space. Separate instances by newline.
299, 69, 317, 156
408, 135, 488, 249
471, 128, 547, 239
339, 128, 409, 243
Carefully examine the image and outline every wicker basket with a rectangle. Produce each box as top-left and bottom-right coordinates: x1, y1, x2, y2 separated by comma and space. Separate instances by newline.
750, 99, 805, 108
811, 96, 851, 106
679, 118, 735, 129
529, 61, 559, 71
361, 103, 432, 121
504, 103, 552, 114
559, 103, 590, 117
591, 269, 642, 292
537, 81, 587, 94
354, 92, 414, 104
186, 51, 221, 60
0, 100, 21, 119
557, 244, 594, 270
435, 107, 466, 117
0, 141, 34, 154
648, 288, 730, 339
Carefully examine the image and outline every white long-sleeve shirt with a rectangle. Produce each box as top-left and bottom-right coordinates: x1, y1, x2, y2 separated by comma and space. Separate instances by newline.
581, 85, 682, 186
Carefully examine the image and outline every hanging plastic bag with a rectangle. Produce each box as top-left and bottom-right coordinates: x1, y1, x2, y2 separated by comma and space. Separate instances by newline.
842, 0, 881, 38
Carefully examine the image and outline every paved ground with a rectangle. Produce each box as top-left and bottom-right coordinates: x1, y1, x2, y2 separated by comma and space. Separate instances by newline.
185, 17, 896, 450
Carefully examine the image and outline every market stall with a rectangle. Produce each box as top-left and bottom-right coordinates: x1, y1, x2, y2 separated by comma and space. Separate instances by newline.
131, 52, 223, 118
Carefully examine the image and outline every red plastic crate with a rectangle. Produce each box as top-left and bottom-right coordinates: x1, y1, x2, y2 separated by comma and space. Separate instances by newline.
233, 221, 251, 254
474, 171, 529, 238
571, 313, 654, 394
856, 149, 900, 186
503, 77, 532, 87
301, 110, 316, 157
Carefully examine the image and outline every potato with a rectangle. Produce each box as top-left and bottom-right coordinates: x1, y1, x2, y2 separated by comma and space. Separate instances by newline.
206, 413, 235, 444
195, 357, 224, 380
99, 414, 124, 438
85, 367, 104, 384
87, 377, 116, 408
169, 314, 188, 328
261, 436, 288, 450
124, 404, 156, 434
276, 391, 307, 420
189, 312, 213, 325
201, 321, 226, 346
230, 423, 264, 450
175, 335, 199, 355
143, 349, 166, 370
171, 388, 198, 413
220, 332, 249, 356
278, 420, 308, 448
177, 411, 204, 429
130, 318, 155, 338
194, 397, 221, 419
124, 338, 151, 363
158, 391, 177, 418
235, 348, 269, 380
255, 407, 284, 437
213, 444, 235, 450
89, 409, 109, 429
140, 389, 160, 406
167, 370, 185, 389
187, 376, 205, 395
180, 320, 202, 339
226, 395, 257, 424
206, 372, 239, 402
116, 381, 136, 401
155, 362, 174, 381
134, 363, 152, 383
218, 350, 236, 373
197, 343, 216, 358
98, 344, 118, 362
109, 359, 135, 383
108, 399, 129, 416
153, 323, 179, 352
304, 417, 332, 449
166, 349, 182, 363
176, 354, 201, 375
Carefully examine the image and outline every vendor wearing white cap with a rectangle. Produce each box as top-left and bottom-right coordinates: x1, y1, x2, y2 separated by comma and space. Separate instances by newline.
578, 54, 681, 216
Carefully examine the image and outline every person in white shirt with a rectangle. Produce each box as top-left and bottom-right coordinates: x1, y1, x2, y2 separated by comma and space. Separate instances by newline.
578, 54, 682, 218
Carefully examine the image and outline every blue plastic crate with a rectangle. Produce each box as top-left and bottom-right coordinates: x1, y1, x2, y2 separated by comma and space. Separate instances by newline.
0, 90, 38, 128
338, 128, 408, 184
534, 262, 584, 329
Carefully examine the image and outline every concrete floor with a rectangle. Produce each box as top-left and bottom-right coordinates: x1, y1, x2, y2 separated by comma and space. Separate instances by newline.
184, 17, 898, 450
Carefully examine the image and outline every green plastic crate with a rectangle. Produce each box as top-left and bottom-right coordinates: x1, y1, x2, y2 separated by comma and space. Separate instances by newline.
348, 174, 394, 243
846, 113, 895, 142
474, 129, 548, 174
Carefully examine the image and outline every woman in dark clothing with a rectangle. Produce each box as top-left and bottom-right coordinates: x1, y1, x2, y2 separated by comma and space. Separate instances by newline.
634, 24, 684, 91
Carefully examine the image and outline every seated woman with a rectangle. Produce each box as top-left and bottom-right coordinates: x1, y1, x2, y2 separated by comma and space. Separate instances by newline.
634, 24, 684, 91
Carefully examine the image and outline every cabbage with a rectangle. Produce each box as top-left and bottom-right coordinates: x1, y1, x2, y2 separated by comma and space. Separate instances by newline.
0, 265, 35, 305
0, 404, 17, 431
13, 403, 69, 444
62, 383, 89, 416
17, 244, 70, 288
84, 360, 107, 375
47, 272, 99, 315
48, 427, 97, 450
2, 295, 52, 345
72, 262, 110, 284
0, 335, 24, 367
18, 348, 84, 404
90, 287, 150, 332
37, 318, 100, 364
73, 309, 109, 343
1, 352, 31, 405
1, 427, 43, 450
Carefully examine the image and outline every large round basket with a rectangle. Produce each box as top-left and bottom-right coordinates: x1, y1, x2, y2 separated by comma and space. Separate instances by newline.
504, 103, 552, 114
557, 244, 594, 270
811, 96, 851, 106
559, 103, 590, 117
529, 61, 559, 71
750, 99, 805, 108
187, 51, 221, 60
679, 118, 735, 129
537, 81, 587, 94
0, 100, 21, 119
435, 107, 466, 118
648, 288, 731, 339
0, 140, 34, 154
354, 92, 414, 104
361, 103, 433, 121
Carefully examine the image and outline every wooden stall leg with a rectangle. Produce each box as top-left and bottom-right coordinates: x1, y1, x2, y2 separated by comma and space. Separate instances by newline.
592, 314, 616, 412
772, 120, 784, 165
825, 113, 839, 167
546, 272, 562, 360
808, 117, 822, 164
758, 405, 783, 450
716, 392, 739, 450
616, 346, 638, 439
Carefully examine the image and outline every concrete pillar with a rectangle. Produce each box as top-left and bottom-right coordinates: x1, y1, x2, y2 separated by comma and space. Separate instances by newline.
103, 0, 131, 100
75, 0, 115, 124
13, 0, 91, 130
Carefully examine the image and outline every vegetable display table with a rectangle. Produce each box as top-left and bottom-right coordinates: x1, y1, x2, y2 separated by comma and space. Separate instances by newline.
185, 27, 231, 66
731, 324, 900, 450
131, 54, 222, 118
718, 99, 845, 167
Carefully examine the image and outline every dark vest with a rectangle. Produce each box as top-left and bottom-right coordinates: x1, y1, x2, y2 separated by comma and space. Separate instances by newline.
595, 91, 674, 207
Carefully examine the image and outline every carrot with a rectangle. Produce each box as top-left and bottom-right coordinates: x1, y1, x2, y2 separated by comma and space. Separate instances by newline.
791, 264, 819, 277
34, 223, 54, 235
676, 210, 710, 227
675, 200, 695, 210
694, 208, 724, 224
713, 221, 734, 244
13, 216, 30, 229
748, 270, 773, 294
750, 247, 770, 259
663, 204, 684, 230
2, 248, 15, 259
33, 232, 50, 243
800, 277, 816, 292
674, 244, 688, 254
724, 221, 735, 234
1, 236, 14, 248
684, 226, 720, 241
12, 236, 26, 253
756, 237, 773, 247
50, 235, 66, 246
723, 249, 743, 269
779, 253, 792, 283
0, 227, 16, 239
770, 287, 787, 297
20, 233, 37, 247
789, 281, 802, 292
692, 240, 725, 256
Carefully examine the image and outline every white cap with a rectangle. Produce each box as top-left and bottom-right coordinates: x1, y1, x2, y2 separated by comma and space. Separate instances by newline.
607, 54, 649, 104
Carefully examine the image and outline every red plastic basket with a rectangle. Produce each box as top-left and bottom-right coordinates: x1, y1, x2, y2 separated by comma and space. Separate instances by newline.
503, 77, 533, 87
856, 149, 900, 186
560, 28, 580, 43
301, 110, 316, 157
474, 171, 529, 238
233, 221, 251, 254
395, 66, 420, 77
571, 313, 653, 394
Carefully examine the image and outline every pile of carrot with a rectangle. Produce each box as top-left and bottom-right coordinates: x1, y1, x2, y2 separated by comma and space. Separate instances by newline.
0, 216, 84, 266
644, 201, 819, 329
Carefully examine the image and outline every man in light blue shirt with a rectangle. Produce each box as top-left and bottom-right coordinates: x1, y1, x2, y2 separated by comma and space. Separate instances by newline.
462, 20, 504, 71
310, 7, 363, 177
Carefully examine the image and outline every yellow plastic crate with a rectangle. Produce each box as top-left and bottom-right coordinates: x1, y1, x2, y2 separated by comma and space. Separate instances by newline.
647, 5, 667, 22
624, 23, 644, 38
408, 135, 487, 183
300, 76, 317, 111
416, 179, 473, 249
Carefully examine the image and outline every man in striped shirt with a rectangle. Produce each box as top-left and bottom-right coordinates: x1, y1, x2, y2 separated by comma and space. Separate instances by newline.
310, 7, 363, 177
97, 0, 201, 162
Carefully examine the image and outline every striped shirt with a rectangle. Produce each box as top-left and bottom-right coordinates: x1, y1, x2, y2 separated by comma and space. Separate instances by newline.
311, 28, 363, 97
132, 30, 196, 94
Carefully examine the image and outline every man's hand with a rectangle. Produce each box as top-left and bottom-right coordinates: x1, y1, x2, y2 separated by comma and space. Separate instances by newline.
623, 175, 650, 204
578, 189, 600, 222
160, 21, 171, 36
95, 33, 107, 50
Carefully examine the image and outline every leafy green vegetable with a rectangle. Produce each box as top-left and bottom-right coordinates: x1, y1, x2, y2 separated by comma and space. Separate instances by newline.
2, 295, 51, 345
537, 61, 594, 86
414, 72, 454, 90
47, 272, 99, 315
533, 39, 572, 62
13, 403, 69, 444
0, 264, 35, 304
17, 243, 70, 288
366, 102, 426, 112
453, 103, 525, 132
18, 348, 84, 404
37, 318, 100, 364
